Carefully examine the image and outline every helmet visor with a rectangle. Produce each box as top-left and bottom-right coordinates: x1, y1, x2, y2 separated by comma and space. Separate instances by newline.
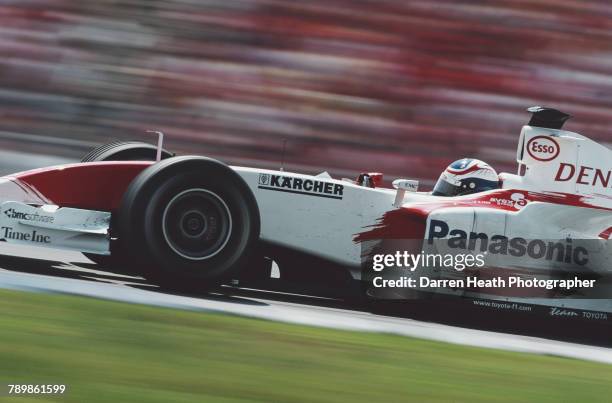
432, 178, 461, 197
433, 177, 499, 197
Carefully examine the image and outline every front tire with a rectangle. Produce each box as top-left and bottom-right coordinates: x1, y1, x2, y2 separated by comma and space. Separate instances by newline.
80, 141, 173, 268
119, 156, 260, 290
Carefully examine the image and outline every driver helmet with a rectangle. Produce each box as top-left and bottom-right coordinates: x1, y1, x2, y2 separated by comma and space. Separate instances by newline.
432, 158, 499, 196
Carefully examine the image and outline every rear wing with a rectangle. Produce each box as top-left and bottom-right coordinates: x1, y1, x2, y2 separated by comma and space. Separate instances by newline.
515, 112, 611, 196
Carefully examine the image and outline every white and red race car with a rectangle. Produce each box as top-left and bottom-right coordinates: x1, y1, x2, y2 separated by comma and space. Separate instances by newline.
0, 107, 610, 322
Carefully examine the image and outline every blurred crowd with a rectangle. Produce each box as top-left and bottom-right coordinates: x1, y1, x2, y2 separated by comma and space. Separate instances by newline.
1, 0, 612, 185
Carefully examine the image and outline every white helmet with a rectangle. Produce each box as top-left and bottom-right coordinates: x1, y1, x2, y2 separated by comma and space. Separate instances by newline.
433, 158, 499, 197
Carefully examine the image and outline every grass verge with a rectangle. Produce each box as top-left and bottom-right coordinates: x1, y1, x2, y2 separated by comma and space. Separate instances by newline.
0, 289, 610, 402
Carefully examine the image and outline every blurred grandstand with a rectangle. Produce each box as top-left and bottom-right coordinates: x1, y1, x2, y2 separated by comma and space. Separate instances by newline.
1, 0, 612, 187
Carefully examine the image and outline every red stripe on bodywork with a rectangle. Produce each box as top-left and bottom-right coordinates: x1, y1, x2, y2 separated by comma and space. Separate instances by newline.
524, 191, 612, 212
355, 189, 612, 243
599, 227, 612, 239
353, 208, 427, 242
11, 161, 152, 211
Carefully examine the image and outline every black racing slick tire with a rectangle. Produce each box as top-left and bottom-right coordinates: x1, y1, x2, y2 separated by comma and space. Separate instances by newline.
118, 156, 260, 290
81, 141, 173, 268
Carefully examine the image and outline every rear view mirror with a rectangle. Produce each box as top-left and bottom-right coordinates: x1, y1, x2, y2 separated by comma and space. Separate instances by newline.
392, 179, 418, 207
392, 179, 418, 191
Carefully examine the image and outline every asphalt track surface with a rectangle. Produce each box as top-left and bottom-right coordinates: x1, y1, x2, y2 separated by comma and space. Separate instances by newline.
0, 147, 611, 365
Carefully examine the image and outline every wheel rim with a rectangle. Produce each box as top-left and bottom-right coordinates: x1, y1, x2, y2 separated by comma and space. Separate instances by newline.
162, 189, 232, 260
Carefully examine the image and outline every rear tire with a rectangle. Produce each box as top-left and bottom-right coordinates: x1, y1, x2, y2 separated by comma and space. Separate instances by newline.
81, 141, 173, 268
118, 156, 260, 291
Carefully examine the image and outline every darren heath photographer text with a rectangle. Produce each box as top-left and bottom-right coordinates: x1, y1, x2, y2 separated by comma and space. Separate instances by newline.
372, 276, 596, 290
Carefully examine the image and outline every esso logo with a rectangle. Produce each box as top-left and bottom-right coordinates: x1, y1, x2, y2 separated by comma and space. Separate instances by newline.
527, 136, 560, 162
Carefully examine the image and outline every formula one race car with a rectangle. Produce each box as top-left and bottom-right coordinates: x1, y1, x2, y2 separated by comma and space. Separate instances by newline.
0, 107, 610, 325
